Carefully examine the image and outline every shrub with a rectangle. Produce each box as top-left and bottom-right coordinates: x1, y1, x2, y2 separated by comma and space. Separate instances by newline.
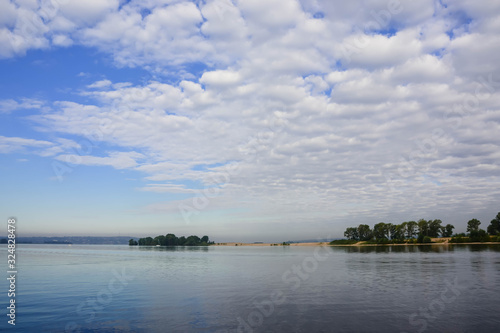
423, 236, 432, 243
450, 236, 469, 243
470, 229, 490, 242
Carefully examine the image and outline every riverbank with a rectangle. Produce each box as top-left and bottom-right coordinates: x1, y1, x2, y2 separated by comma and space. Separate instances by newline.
213, 242, 325, 246
213, 239, 500, 247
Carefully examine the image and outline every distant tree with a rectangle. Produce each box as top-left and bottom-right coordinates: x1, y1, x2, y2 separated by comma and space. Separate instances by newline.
393, 224, 405, 240
357, 224, 373, 241
487, 212, 500, 235
400, 222, 408, 238
467, 219, 481, 233
184, 235, 201, 246
441, 224, 455, 237
417, 219, 429, 237
405, 221, 418, 239
388, 223, 396, 240
373, 222, 389, 240
344, 227, 359, 241
201, 235, 209, 244
165, 233, 177, 246
128, 239, 138, 246
178, 236, 186, 245
154, 235, 166, 246
428, 219, 443, 237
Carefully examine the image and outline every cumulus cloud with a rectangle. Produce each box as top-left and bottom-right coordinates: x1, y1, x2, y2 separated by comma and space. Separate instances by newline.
0, 98, 44, 113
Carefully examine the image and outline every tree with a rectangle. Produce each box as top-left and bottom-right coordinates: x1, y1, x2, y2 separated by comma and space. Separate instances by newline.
154, 235, 166, 246
357, 224, 373, 241
487, 212, 500, 235
373, 222, 389, 240
417, 219, 429, 237
201, 235, 209, 244
165, 233, 178, 246
467, 219, 481, 233
184, 235, 201, 246
128, 239, 138, 246
441, 224, 455, 237
393, 224, 405, 240
405, 221, 418, 239
428, 219, 443, 237
344, 227, 359, 241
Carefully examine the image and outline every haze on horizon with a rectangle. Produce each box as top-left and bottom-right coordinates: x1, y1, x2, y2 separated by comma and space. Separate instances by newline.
1, 0, 499, 243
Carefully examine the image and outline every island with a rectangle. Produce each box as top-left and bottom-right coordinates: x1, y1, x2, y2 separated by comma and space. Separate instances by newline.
129, 234, 214, 246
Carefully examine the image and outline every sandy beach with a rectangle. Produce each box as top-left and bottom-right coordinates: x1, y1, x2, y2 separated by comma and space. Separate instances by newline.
213, 242, 327, 246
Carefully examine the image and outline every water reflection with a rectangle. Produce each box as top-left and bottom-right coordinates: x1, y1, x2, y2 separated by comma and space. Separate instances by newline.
134, 245, 210, 252
329, 244, 500, 254
7, 244, 500, 332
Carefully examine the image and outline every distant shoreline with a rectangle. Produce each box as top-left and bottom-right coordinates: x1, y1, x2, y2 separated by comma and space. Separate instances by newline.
213, 242, 323, 246
213, 240, 500, 247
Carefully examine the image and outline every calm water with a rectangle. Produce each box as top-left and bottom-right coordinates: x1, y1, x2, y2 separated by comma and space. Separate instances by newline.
1, 244, 499, 332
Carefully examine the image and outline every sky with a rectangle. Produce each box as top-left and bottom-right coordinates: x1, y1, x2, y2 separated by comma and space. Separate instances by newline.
0, 0, 500, 242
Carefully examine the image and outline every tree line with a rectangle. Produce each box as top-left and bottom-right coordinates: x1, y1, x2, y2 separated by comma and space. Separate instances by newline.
129, 234, 213, 246
342, 219, 454, 244
450, 212, 500, 243
338, 211, 500, 244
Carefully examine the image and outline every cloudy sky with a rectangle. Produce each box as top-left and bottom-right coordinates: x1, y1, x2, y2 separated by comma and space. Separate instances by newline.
1, 0, 499, 242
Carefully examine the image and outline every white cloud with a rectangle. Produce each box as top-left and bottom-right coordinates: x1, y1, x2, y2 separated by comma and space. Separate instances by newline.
0, 135, 53, 153
58, 0, 119, 26
87, 79, 112, 89
139, 184, 196, 194
55, 151, 145, 169
52, 34, 72, 47
0, 98, 44, 113
2, 0, 500, 238
200, 70, 242, 87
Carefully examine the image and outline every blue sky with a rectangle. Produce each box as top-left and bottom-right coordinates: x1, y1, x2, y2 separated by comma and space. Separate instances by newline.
1, 0, 500, 242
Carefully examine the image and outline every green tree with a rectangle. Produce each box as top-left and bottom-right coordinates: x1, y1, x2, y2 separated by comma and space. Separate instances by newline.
201, 235, 209, 244
441, 224, 455, 237
184, 235, 201, 246
128, 239, 138, 246
373, 222, 389, 240
428, 219, 443, 237
393, 224, 405, 240
467, 219, 481, 233
154, 235, 166, 246
417, 219, 429, 237
165, 233, 178, 246
344, 227, 359, 241
357, 224, 373, 241
405, 221, 418, 239
487, 212, 500, 235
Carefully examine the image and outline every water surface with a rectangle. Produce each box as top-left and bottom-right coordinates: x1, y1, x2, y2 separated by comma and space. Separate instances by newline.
2, 244, 499, 332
